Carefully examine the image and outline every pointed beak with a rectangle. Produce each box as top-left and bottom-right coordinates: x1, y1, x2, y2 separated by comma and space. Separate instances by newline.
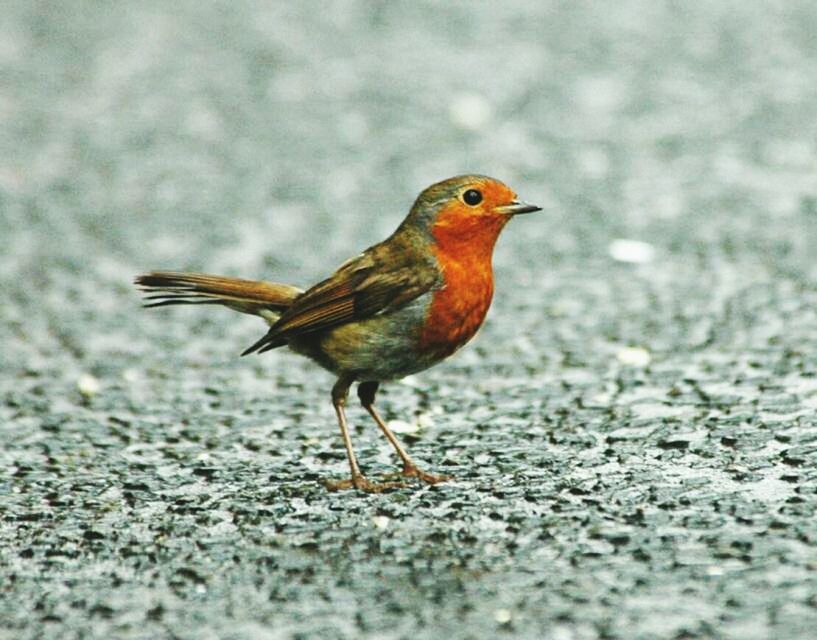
495, 200, 542, 216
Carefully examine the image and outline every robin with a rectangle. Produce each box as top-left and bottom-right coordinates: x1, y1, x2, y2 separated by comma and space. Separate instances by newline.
135, 175, 541, 492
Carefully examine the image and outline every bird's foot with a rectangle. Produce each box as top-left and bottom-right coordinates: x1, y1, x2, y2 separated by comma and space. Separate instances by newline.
324, 474, 408, 493
384, 465, 451, 485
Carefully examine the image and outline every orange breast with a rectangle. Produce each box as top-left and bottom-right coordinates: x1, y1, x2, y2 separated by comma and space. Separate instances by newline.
417, 204, 508, 359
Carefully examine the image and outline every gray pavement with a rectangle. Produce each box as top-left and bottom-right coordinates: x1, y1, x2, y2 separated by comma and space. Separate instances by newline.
2, 2, 817, 639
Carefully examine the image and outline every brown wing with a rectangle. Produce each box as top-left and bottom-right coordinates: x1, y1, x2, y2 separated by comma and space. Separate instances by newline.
242, 239, 440, 355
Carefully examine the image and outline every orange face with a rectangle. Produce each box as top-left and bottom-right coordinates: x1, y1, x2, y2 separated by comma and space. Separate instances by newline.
405, 174, 540, 240
416, 176, 538, 359
444, 177, 519, 217
429, 177, 522, 261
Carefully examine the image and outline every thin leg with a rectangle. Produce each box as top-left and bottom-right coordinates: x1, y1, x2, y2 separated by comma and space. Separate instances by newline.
334, 375, 362, 478
324, 376, 407, 493
357, 381, 451, 485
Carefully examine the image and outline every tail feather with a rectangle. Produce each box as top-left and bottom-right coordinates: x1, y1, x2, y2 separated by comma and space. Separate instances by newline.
135, 271, 302, 325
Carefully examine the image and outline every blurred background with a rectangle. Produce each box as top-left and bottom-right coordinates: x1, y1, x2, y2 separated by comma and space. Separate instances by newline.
2, 2, 817, 639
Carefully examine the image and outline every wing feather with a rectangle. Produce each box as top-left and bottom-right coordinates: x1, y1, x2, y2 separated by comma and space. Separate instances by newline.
242, 238, 439, 355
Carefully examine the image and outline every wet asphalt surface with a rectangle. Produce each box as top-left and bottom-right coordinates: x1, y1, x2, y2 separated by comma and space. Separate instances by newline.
2, 2, 817, 639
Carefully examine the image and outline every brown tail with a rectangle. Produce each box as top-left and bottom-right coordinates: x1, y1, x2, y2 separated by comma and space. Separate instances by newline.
134, 271, 303, 324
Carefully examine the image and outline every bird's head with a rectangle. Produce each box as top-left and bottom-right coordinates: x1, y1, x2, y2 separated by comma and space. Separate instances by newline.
402, 175, 541, 256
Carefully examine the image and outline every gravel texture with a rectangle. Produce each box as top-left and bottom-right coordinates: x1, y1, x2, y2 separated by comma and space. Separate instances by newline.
2, 2, 817, 639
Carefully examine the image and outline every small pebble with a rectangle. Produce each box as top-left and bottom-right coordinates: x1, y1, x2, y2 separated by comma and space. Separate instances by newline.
416, 412, 435, 429
77, 373, 101, 398
449, 93, 493, 130
616, 346, 651, 367
493, 608, 512, 624
608, 238, 656, 264
387, 420, 418, 434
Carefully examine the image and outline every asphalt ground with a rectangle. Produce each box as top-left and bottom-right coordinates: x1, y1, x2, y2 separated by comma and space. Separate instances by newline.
2, 2, 817, 639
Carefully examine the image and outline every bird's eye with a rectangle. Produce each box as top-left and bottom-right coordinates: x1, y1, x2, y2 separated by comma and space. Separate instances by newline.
462, 189, 483, 206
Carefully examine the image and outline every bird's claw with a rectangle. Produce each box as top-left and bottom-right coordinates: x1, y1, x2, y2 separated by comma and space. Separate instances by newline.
324, 466, 450, 492
383, 465, 452, 485
324, 474, 408, 493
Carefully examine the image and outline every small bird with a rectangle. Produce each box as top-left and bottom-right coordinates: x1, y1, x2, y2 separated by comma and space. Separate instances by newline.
135, 175, 541, 492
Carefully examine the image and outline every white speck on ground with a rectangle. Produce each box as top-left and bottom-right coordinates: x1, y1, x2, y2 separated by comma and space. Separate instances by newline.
616, 346, 652, 367
448, 93, 493, 130
77, 373, 101, 397
608, 238, 656, 264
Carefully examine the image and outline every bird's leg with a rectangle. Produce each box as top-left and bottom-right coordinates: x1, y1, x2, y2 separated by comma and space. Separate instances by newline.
357, 381, 451, 485
324, 376, 406, 493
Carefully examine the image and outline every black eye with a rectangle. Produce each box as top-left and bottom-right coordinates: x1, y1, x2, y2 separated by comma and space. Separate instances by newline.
462, 189, 483, 206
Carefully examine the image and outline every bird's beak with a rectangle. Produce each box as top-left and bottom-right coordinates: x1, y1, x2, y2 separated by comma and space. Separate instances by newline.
495, 200, 542, 216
